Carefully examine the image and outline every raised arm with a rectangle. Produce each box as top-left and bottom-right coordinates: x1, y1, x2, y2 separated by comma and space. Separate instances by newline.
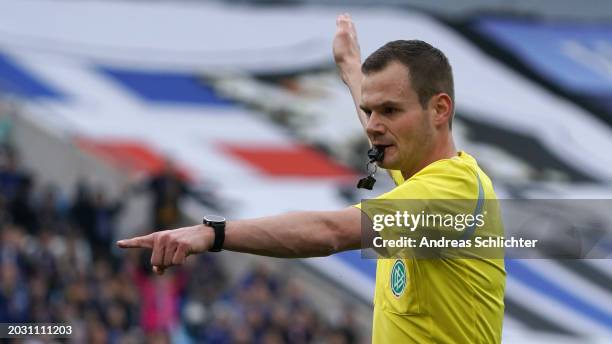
333, 13, 368, 132
117, 207, 363, 274
334, 14, 395, 180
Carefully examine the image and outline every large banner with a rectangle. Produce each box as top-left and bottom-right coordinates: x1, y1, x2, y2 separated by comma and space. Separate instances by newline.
472, 17, 612, 115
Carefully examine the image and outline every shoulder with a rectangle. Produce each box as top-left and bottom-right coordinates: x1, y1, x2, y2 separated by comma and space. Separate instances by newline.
387, 154, 483, 200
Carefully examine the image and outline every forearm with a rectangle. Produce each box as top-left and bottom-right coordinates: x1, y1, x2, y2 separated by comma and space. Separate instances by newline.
339, 64, 369, 132
221, 208, 361, 258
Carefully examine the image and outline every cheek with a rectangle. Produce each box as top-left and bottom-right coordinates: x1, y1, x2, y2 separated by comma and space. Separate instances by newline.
396, 115, 430, 150
395, 116, 421, 140
411, 111, 434, 137
391, 129, 414, 157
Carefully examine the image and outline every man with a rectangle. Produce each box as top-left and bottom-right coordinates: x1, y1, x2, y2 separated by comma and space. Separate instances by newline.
118, 14, 505, 343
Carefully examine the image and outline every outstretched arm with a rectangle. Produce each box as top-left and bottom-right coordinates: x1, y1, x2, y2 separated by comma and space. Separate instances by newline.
117, 207, 363, 274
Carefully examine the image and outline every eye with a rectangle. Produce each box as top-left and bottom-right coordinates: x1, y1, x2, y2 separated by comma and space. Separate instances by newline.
383, 107, 395, 115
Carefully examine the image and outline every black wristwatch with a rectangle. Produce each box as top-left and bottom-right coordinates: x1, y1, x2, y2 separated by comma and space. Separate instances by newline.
203, 215, 226, 252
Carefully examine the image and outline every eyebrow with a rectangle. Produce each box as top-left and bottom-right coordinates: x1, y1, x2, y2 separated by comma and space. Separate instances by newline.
360, 101, 401, 113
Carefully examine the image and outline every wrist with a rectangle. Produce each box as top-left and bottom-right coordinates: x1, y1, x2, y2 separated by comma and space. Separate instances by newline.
202, 215, 226, 252
199, 224, 216, 251
338, 64, 361, 85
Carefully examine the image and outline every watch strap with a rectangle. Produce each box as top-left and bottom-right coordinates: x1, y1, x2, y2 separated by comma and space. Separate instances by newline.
204, 219, 225, 252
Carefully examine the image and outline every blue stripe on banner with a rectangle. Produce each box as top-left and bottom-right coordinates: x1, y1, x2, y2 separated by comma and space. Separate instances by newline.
473, 18, 612, 94
335, 250, 377, 278
99, 67, 235, 106
506, 259, 612, 329
0, 53, 63, 99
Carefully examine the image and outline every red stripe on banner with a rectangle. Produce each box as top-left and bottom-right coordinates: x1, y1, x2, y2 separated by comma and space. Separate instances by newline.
220, 143, 357, 179
75, 138, 193, 181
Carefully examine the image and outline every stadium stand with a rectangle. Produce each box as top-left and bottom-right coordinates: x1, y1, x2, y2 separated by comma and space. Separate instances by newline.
0, 141, 361, 343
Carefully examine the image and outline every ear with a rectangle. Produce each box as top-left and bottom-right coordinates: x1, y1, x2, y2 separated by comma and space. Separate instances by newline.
430, 93, 453, 128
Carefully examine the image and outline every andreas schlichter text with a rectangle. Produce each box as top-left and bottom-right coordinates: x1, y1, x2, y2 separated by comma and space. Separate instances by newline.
373, 236, 538, 248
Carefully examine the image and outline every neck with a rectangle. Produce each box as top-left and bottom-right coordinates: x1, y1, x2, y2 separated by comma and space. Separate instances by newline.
401, 134, 457, 180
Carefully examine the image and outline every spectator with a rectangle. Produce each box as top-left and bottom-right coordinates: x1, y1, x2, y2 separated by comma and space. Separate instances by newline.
70, 181, 95, 238
140, 161, 191, 230
91, 187, 124, 260
128, 252, 186, 334
36, 184, 68, 234
132, 160, 222, 230
0, 261, 29, 322
9, 174, 38, 233
0, 146, 27, 201
70, 182, 124, 260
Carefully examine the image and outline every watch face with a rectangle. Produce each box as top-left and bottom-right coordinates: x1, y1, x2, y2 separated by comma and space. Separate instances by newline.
204, 215, 226, 223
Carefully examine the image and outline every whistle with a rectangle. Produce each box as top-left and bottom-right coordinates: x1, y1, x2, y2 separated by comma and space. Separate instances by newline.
357, 146, 384, 190
367, 146, 384, 163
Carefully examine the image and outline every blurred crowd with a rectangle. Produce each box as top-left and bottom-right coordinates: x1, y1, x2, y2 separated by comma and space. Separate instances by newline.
0, 144, 361, 344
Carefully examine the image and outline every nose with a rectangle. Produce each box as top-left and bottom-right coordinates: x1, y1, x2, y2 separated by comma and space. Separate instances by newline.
366, 112, 386, 138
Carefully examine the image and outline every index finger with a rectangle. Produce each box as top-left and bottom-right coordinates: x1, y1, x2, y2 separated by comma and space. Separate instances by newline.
117, 234, 154, 249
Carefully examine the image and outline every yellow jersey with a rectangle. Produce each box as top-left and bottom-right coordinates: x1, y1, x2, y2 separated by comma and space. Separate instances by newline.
358, 151, 506, 344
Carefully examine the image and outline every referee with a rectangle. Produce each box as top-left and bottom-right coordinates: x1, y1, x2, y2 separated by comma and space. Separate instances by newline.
118, 14, 505, 344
